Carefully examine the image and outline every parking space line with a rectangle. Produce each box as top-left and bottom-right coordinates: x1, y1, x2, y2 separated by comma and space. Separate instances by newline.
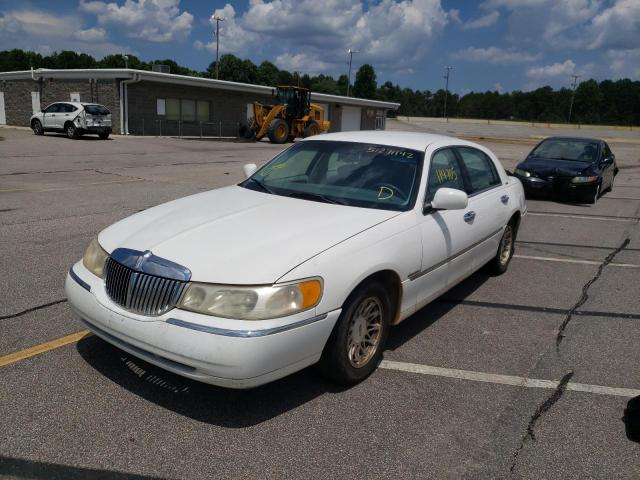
380, 360, 640, 398
0, 330, 91, 368
513, 254, 640, 268
527, 212, 637, 222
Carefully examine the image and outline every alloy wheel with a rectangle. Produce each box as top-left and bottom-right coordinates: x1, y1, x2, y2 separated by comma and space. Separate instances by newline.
499, 225, 514, 266
347, 296, 383, 368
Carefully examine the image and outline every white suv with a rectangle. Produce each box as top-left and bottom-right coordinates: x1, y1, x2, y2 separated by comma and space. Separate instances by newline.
31, 102, 112, 139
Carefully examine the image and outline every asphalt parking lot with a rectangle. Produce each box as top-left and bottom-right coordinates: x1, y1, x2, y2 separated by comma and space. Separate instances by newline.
1, 120, 639, 479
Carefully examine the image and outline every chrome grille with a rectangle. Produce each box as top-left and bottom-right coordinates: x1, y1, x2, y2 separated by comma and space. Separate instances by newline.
104, 257, 187, 316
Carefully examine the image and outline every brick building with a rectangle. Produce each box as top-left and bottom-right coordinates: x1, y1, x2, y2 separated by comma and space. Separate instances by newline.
0, 68, 399, 136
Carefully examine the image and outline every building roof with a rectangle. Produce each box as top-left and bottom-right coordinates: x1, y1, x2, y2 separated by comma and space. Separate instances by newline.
0, 68, 400, 110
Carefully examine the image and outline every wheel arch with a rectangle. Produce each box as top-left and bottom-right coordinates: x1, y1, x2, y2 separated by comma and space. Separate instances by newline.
343, 269, 403, 325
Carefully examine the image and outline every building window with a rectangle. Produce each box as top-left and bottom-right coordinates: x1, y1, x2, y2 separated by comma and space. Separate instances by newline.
166, 98, 180, 120
181, 99, 196, 121
197, 100, 210, 121
157, 98, 166, 116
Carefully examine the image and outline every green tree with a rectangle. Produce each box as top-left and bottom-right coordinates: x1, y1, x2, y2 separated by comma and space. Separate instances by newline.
257, 61, 279, 86
353, 64, 377, 99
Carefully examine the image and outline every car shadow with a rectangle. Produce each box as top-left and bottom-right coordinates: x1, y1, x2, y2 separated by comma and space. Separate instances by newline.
45, 133, 109, 141
76, 271, 492, 428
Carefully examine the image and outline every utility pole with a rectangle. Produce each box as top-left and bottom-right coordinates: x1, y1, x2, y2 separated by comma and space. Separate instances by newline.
123, 55, 129, 69
568, 74, 580, 124
443, 66, 453, 119
346, 49, 359, 97
211, 14, 225, 80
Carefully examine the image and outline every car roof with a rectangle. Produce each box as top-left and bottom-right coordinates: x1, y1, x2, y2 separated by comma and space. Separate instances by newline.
303, 130, 485, 152
541, 136, 603, 144
48, 101, 106, 107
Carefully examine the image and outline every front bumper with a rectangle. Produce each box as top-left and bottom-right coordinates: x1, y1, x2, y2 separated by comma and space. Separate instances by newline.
514, 174, 597, 199
66, 261, 340, 388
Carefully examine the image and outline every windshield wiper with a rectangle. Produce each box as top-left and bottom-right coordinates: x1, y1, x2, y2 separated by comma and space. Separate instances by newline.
547, 157, 586, 162
287, 191, 347, 205
246, 177, 276, 194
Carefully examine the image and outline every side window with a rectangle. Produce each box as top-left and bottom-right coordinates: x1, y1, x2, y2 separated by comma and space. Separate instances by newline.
426, 148, 465, 203
457, 147, 501, 194
45, 104, 61, 113
603, 143, 612, 160
62, 104, 77, 113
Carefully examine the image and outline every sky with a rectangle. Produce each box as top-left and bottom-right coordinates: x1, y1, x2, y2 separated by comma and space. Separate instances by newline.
0, 0, 638, 94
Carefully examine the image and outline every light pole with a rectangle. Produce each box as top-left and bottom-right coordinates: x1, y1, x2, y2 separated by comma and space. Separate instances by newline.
346, 48, 359, 97
568, 74, 580, 124
443, 66, 453, 118
123, 55, 129, 69
211, 14, 225, 79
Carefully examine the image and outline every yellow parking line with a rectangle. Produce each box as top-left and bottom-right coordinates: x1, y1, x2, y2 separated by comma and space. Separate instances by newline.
0, 330, 92, 368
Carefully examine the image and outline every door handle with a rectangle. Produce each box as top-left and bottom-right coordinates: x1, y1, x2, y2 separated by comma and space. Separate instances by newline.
463, 211, 476, 223
501, 195, 509, 204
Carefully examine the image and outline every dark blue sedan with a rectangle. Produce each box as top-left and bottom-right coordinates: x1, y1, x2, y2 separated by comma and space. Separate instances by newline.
513, 136, 618, 204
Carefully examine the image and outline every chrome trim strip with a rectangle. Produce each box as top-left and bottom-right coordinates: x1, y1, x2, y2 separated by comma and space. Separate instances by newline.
110, 248, 191, 281
69, 267, 91, 292
166, 313, 330, 338
408, 227, 504, 281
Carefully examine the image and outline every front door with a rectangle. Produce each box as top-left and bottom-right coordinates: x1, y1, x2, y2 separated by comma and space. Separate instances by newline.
414, 147, 469, 309
43, 103, 62, 129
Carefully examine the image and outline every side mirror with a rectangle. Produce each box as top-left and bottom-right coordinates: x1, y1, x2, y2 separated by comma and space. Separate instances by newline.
428, 188, 468, 212
242, 163, 258, 178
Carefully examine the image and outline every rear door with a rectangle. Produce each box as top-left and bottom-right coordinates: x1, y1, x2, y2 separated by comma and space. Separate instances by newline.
451, 146, 510, 277
60, 103, 78, 126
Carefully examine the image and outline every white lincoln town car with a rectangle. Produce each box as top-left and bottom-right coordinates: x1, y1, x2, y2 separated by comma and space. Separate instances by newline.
66, 131, 526, 388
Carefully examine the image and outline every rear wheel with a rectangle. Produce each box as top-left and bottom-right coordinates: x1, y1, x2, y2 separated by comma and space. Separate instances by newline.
303, 121, 320, 138
267, 118, 289, 144
485, 221, 516, 275
32, 120, 44, 135
317, 282, 391, 385
65, 122, 79, 139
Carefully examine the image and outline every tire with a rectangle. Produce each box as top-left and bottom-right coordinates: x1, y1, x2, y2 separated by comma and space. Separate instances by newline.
65, 122, 79, 139
303, 121, 320, 138
98, 132, 110, 140
267, 118, 289, 144
238, 121, 256, 140
317, 282, 391, 385
32, 120, 44, 135
606, 175, 614, 193
585, 183, 600, 204
485, 221, 516, 275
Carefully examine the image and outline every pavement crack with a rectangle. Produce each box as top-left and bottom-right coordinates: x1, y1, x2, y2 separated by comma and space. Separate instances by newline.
555, 237, 630, 352
0, 299, 67, 320
510, 370, 574, 473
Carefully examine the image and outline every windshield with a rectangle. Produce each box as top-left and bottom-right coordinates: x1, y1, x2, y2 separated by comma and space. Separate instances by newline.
530, 138, 599, 163
241, 140, 424, 211
84, 105, 110, 115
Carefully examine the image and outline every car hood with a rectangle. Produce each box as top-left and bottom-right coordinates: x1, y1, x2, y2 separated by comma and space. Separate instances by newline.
518, 157, 596, 177
99, 185, 400, 284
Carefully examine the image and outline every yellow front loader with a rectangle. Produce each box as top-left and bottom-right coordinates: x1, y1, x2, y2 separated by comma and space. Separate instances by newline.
239, 86, 330, 144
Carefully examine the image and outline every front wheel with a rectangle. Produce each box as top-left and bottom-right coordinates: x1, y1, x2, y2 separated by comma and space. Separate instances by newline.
585, 183, 600, 204
267, 118, 289, 144
32, 120, 44, 135
317, 282, 391, 385
485, 222, 516, 275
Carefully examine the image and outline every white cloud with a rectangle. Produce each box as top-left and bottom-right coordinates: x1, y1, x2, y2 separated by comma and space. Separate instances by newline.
448, 8, 462, 24
193, 39, 204, 50
274, 53, 330, 74
462, 10, 500, 29
606, 49, 640, 79
197, 0, 447, 72
494, 82, 504, 92
453, 46, 541, 64
79, 0, 193, 43
0, 8, 132, 60
73, 27, 107, 42
526, 59, 576, 78
588, 0, 640, 50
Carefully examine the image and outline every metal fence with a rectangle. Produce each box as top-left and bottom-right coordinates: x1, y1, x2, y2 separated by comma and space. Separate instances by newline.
128, 118, 242, 138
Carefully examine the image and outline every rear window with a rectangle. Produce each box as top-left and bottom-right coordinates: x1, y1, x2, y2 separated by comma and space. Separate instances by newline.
84, 105, 110, 115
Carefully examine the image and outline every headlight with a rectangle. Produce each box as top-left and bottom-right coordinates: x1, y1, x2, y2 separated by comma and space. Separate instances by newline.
570, 176, 598, 183
82, 238, 109, 278
178, 278, 323, 320
514, 168, 531, 178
